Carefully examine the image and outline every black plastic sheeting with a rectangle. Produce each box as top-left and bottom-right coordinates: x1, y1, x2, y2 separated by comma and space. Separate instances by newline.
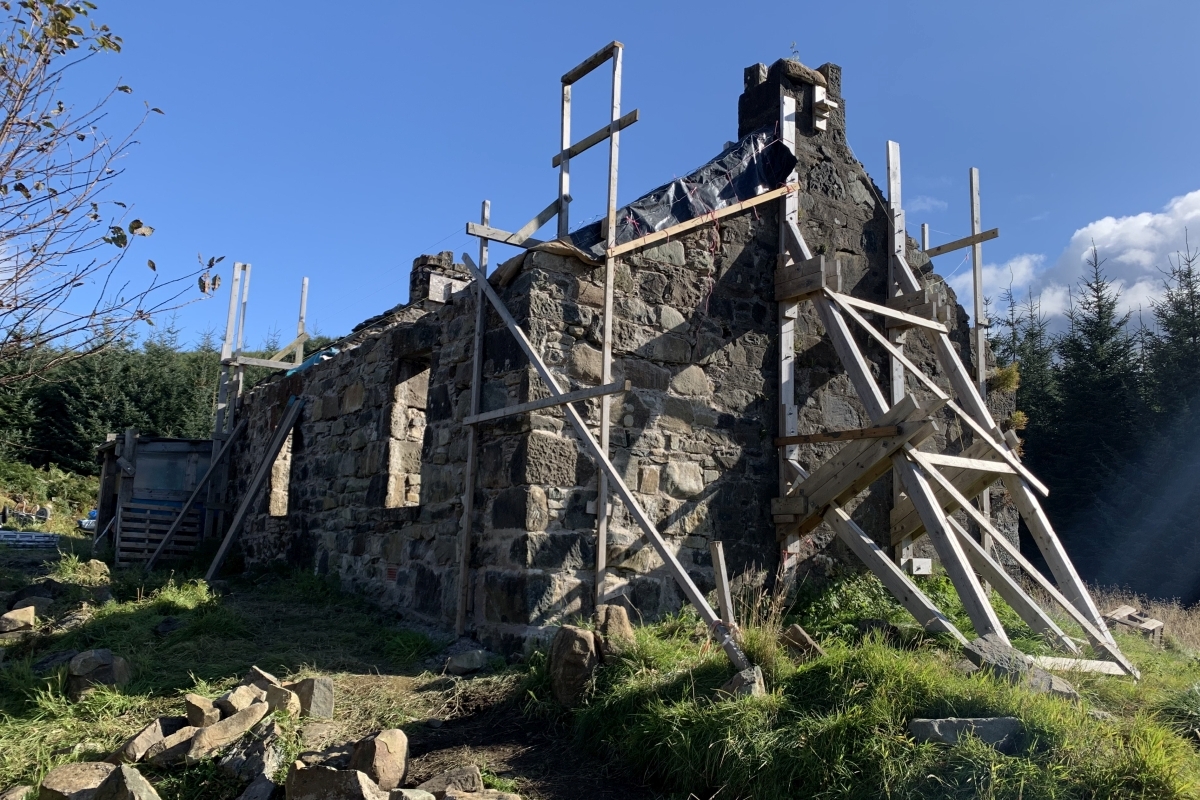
568, 126, 797, 259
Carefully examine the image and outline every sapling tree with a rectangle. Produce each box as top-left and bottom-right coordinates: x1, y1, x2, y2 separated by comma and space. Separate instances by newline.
0, 1, 207, 388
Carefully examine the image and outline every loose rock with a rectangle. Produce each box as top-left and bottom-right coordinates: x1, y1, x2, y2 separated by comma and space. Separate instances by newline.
718, 666, 766, 698
234, 775, 277, 800
33, 650, 79, 675
67, 650, 131, 701
218, 719, 282, 781
38, 762, 115, 800
92, 765, 160, 800
963, 635, 1029, 683
389, 791, 435, 800
144, 726, 199, 766
416, 766, 483, 799
908, 716, 1024, 755
298, 742, 354, 770
108, 717, 188, 764
595, 605, 635, 659
185, 701, 270, 763
548, 626, 598, 707
0, 786, 32, 800
445, 650, 489, 676
1025, 668, 1080, 702
285, 765, 387, 800
240, 666, 281, 691
12, 596, 53, 617
151, 618, 184, 638
7, 581, 59, 611
0, 606, 35, 632
265, 685, 301, 717
349, 730, 408, 791
444, 793, 521, 800
216, 685, 266, 717
780, 623, 825, 661
286, 677, 335, 719
184, 694, 220, 728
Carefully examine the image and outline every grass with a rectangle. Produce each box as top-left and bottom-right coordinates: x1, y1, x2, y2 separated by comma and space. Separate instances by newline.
0, 552, 444, 799
547, 569, 1200, 800
5, 538, 1200, 800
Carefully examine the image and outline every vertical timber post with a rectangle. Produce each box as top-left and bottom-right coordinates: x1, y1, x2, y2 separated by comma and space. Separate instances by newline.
457, 201, 489, 636
969, 167, 992, 553
777, 87, 802, 572
595, 45, 622, 609
886, 142, 913, 568
295, 277, 309, 365
205, 263, 247, 542
921, 223, 929, 252
557, 81, 571, 239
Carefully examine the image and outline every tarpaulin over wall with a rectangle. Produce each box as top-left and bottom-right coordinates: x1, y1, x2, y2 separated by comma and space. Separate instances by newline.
567, 126, 798, 260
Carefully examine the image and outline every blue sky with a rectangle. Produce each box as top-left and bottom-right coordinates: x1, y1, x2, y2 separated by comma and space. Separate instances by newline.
75, 0, 1200, 347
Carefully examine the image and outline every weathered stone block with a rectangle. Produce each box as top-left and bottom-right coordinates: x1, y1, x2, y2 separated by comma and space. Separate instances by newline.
664, 461, 704, 498
511, 432, 576, 486
669, 365, 711, 396
285, 677, 335, 719
549, 625, 598, 707
93, 765, 160, 800
342, 383, 365, 414
349, 729, 408, 791
908, 717, 1024, 755
38, 762, 115, 800
184, 694, 219, 728
491, 486, 548, 532
567, 343, 603, 383
416, 766, 483, 798
108, 716, 188, 764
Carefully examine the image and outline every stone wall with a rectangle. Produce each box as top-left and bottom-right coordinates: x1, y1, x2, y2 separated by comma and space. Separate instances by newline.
224, 58, 1015, 652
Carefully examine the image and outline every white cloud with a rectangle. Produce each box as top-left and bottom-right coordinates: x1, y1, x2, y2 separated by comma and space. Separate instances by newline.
946, 189, 1200, 326
908, 195, 948, 213
948, 253, 1043, 317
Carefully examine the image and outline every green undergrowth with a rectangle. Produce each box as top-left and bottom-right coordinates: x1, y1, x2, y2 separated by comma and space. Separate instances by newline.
535, 571, 1200, 800
0, 557, 440, 797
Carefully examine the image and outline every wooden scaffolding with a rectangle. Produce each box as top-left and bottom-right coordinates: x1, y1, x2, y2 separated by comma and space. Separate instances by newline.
456, 44, 1131, 675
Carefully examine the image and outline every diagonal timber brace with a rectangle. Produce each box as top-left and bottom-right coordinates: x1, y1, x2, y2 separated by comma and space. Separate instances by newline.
461, 252, 750, 671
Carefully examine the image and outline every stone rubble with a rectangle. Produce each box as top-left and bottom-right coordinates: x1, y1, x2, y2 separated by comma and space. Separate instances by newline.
908, 716, 1025, 756
285, 677, 335, 719
349, 730, 409, 791
547, 626, 598, 707
444, 650, 490, 676
37, 762, 115, 800
184, 694, 220, 728
718, 666, 766, 699
780, 623, 825, 661
67, 649, 131, 701
92, 766, 160, 800
107, 717, 188, 765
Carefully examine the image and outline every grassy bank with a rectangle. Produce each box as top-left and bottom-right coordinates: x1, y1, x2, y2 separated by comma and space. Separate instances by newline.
527, 572, 1200, 799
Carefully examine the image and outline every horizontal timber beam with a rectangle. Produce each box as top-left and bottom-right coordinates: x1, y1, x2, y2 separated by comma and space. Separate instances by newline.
227, 356, 297, 371
925, 227, 999, 259
829, 291, 948, 333
913, 451, 1018, 474
552, 110, 639, 167
608, 183, 796, 257
464, 380, 629, 425
562, 40, 622, 84
774, 425, 900, 446
466, 222, 546, 249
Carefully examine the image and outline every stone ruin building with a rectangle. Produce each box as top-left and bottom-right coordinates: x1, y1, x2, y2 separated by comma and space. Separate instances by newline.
213, 52, 1127, 674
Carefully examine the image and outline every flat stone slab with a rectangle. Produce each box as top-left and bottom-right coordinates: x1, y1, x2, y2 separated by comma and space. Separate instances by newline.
908, 716, 1024, 755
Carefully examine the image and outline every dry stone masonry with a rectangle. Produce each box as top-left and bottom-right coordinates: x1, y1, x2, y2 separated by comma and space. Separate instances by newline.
227, 58, 1015, 653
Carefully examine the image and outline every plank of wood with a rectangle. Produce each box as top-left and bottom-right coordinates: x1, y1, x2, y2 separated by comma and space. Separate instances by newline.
830, 291, 949, 333
776, 395, 919, 511
913, 451, 1017, 474
887, 289, 931, 311
775, 270, 826, 302
774, 425, 900, 446
552, 109, 639, 167
145, 418, 247, 571
709, 541, 735, 629
894, 450, 1010, 643
924, 227, 999, 259
884, 303, 937, 328
230, 355, 298, 371
775, 254, 825, 286
1031, 656, 1126, 676
461, 251, 750, 671
608, 183, 797, 257
464, 380, 628, 425
945, 515, 1079, 654
561, 40, 622, 84
1001, 474, 1116, 644
826, 290, 1049, 495
465, 222, 546, 249
596, 50, 623, 611
890, 440, 1001, 543
909, 444, 1138, 676
204, 397, 305, 582
825, 504, 968, 646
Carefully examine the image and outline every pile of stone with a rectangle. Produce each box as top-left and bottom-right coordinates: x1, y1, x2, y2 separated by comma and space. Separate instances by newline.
546, 604, 637, 707
288, 749, 520, 800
